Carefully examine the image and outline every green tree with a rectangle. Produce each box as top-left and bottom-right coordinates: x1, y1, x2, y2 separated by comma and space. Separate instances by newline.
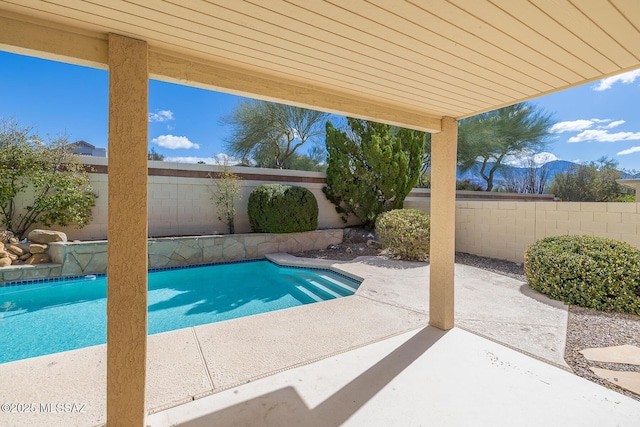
323, 118, 425, 228
548, 157, 631, 202
251, 141, 326, 171
457, 103, 554, 191
148, 147, 164, 161
223, 100, 328, 169
208, 159, 242, 234
0, 119, 97, 239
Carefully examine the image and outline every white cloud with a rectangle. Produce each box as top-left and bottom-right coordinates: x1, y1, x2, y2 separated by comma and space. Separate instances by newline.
148, 110, 174, 122
164, 153, 241, 164
503, 151, 559, 167
568, 129, 640, 143
617, 146, 640, 156
152, 135, 200, 150
602, 120, 625, 129
550, 120, 595, 133
592, 69, 640, 91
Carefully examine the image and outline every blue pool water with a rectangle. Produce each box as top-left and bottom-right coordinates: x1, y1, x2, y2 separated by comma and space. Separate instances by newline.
0, 260, 360, 364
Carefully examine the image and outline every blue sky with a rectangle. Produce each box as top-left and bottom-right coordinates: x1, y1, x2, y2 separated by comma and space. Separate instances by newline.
0, 51, 639, 171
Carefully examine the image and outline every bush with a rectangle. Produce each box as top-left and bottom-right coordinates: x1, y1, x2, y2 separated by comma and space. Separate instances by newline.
524, 235, 640, 314
247, 184, 318, 233
375, 209, 430, 261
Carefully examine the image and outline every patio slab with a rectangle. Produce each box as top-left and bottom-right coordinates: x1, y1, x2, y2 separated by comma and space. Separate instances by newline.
272, 254, 569, 368
147, 327, 640, 427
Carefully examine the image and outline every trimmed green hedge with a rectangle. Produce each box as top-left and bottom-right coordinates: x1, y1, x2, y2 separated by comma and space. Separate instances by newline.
375, 209, 430, 261
524, 235, 640, 314
247, 184, 318, 233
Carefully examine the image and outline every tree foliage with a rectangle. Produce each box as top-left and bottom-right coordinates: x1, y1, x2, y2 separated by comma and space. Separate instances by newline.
457, 103, 554, 191
209, 159, 242, 234
548, 157, 630, 202
0, 119, 97, 239
501, 158, 551, 194
223, 100, 329, 169
323, 118, 425, 228
251, 140, 326, 171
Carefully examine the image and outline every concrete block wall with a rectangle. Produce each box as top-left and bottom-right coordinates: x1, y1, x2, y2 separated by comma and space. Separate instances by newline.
14, 158, 357, 241
450, 201, 640, 263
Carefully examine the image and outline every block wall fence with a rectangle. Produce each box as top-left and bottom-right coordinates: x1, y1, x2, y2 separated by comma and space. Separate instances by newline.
12, 158, 360, 241
405, 189, 640, 263
12, 159, 640, 264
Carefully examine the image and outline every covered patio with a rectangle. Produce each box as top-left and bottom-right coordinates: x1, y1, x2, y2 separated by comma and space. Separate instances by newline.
0, 1, 639, 425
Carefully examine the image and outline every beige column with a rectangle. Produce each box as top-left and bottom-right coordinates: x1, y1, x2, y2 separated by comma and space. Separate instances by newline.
429, 116, 458, 330
107, 34, 149, 426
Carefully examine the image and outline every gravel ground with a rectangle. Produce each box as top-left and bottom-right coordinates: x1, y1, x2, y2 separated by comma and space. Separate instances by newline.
293, 228, 640, 400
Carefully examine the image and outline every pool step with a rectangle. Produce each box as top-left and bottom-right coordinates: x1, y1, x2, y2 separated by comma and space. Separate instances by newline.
317, 274, 357, 293
294, 285, 324, 302
284, 271, 357, 303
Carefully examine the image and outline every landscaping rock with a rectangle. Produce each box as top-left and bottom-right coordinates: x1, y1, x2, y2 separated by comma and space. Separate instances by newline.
0, 242, 4, 251
8, 237, 18, 244
11, 259, 22, 265
7, 245, 24, 256
28, 229, 67, 244
19, 253, 31, 261
367, 239, 381, 248
25, 253, 50, 265
0, 250, 7, 258
0, 257, 11, 267
7, 252, 18, 261
29, 243, 48, 254
0, 230, 11, 244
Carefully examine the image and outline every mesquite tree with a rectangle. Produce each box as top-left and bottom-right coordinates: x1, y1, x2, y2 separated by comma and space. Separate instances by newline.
0, 119, 97, 239
323, 118, 424, 228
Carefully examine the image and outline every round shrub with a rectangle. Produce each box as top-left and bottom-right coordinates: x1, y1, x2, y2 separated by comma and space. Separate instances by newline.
524, 235, 640, 315
247, 184, 318, 233
375, 209, 430, 261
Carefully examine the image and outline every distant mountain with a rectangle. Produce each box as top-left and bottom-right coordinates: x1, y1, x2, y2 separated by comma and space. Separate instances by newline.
455, 159, 640, 191
456, 160, 578, 191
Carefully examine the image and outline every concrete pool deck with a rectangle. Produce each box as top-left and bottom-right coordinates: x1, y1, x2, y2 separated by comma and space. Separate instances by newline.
1, 255, 637, 426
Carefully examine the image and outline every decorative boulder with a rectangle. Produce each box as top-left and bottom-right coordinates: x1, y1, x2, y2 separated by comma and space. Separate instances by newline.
7, 245, 25, 256
28, 229, 68, 244
29, 244, 48, 254
0, 257, 11, 267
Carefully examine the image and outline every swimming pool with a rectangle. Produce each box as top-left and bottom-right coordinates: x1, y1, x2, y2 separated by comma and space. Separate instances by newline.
0, 260, 360, 364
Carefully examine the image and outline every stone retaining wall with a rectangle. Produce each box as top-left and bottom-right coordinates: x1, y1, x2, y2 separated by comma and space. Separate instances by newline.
0, 229, 342, 282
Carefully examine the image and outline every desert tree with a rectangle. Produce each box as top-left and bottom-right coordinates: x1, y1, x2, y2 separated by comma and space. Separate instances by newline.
549, 157, 630, 202
457, 103, 554, 191
208, 158, 242, 234
223, 100, 329, 169
0, 119, 97, 239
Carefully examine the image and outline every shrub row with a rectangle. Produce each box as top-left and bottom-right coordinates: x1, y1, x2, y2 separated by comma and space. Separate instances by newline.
524, 235, 640, 315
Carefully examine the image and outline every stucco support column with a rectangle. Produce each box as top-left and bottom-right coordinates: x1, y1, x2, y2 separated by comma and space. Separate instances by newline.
107, 34, 148, 426
429, 116, 458, 330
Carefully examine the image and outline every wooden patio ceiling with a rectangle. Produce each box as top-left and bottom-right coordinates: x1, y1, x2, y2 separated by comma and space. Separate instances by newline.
0, 0, 639, 132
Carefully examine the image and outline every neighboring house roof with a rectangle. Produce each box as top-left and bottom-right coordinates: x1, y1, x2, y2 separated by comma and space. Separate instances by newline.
72, 140, 96, 149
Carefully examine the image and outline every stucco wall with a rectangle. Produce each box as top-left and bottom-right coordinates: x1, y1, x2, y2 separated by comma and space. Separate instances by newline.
406, 199, 640, 263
